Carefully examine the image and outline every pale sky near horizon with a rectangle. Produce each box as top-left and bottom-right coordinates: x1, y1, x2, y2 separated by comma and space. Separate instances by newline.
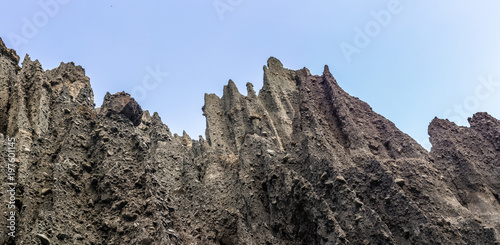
1, 1, 499, 150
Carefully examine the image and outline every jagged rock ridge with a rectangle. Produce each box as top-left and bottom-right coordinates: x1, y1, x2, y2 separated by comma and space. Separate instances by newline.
1, 38, 499, 244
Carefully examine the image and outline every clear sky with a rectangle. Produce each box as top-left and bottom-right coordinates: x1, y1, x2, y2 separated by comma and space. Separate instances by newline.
1, 1, 499, 150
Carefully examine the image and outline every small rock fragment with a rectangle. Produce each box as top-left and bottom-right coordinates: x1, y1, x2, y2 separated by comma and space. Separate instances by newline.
36, 234, 51, 245
74, 234, 84, 240
320, 172, 328, 181
336, 175, 347, 184
355, 198, 363, 207
88, 199, 94, 208
325, 180, 334, 188
41, 188, 52, 195
395, 178, 405, 187
56, 233, 70, 240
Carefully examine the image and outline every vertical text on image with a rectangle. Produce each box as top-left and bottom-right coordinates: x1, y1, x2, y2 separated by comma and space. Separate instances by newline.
5, 136, 17, 238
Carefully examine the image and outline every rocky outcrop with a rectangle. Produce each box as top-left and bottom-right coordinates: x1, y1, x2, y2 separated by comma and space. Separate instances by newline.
100, 91, 143, 126
429, 113, 500, 244
1, 37, 499, 244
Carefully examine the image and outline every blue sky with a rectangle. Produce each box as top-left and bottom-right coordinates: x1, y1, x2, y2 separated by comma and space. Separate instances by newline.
1, 1, 499, 149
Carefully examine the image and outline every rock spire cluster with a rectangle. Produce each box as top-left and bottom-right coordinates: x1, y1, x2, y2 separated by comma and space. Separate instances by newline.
1, 38, 499, 244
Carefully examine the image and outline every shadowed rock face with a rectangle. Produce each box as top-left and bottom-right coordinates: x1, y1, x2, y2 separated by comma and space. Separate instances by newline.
101, 91, 143, 126
1, 37, 499, 245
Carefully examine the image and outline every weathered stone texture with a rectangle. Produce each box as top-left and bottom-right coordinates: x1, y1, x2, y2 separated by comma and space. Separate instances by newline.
1, 37, 499, 244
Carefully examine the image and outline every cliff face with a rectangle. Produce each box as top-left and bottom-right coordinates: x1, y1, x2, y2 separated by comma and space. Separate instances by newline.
1, 38, 499, 244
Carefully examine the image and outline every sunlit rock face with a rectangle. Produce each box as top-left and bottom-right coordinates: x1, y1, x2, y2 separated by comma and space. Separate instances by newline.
1, 37, 499, 244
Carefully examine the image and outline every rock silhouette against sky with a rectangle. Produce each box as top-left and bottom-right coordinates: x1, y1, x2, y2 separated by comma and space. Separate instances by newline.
1, 38, 499, 244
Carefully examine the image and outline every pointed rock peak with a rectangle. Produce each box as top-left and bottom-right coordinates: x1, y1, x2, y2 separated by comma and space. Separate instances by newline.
468, 112, 497, 126
151, 111, 165, 125
204, 93, 221, 107
0, 37, 7, 50
101, 91, 132, 105
203, 93, 221, 115
223, 79, 241, 98
101, 91, 143, 126
21, 54, 42, 70
428, 117, 461, 135
103, 92, 112, 102
204, 92, 220, 101
246, 82, 256, 97
296, 67, 311, 78
22, 54, 32, 63
322, 64, 340, 86
227, 79, 238, 90
49, 61, 86, 78
141, 110, 152, 125
0, 37, 20, 65
429, 117, 450, 126
267, 56, 284, 70
182, 130, 193, 147
323, 65, 331, 76
227, 79, 237, 88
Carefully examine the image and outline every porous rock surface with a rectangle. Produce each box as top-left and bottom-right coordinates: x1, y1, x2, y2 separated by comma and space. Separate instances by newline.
1, 38, 499, 244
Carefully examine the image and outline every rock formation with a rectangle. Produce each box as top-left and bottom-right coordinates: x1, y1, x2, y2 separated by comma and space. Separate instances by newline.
1, 37, 499, 244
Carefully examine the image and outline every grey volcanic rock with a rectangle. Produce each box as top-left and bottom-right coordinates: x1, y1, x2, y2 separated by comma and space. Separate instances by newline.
1, 37, 499, 244
101, 91, 143, 126
429, 113, 500, 244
